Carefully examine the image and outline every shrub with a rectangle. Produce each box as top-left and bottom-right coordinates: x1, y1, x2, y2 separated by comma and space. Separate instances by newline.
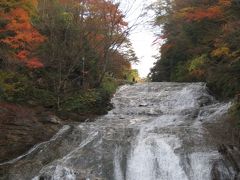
100, 76, 118, 94
31, 88, 56, 107
0, 71, 30, 102
62, 90, 101, 113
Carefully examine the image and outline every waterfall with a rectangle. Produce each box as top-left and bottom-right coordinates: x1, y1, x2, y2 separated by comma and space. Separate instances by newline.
1, 82, 235, 180
126, 132, 188, 180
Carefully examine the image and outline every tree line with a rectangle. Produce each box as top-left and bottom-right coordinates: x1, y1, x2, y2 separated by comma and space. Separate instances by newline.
150, 0, 240, 121
0, 0, 139, 116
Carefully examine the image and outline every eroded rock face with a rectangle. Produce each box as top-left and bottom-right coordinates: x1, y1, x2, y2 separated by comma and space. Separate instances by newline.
0, 103, 62, 163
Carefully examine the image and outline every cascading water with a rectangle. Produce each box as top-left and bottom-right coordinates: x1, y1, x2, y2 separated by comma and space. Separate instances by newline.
0, 82, 238, 180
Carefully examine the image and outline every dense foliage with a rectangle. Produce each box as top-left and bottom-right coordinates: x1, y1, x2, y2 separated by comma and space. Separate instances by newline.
0, 0, 139, 117
150, 0, 240, 123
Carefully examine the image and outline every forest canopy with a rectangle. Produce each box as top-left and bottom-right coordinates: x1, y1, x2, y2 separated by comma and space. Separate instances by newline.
150, 0, 240, 99
0, 0, 139, 116
149, 0, 240, 122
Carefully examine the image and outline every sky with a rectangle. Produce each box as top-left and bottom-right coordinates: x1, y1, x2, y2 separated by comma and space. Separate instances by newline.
120, 0, 159, 78
130, 27, 159, 78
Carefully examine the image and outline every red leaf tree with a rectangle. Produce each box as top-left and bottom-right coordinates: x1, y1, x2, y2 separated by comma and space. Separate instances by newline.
0, 0, 45, 68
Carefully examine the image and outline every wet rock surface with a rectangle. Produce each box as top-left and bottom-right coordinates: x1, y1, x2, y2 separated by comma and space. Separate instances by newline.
211, 144, 240, 180
1, 83, 240, 180
0, 103, 62, 163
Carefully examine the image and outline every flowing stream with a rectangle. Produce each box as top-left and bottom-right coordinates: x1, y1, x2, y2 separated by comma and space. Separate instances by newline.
0, 82, 238, 180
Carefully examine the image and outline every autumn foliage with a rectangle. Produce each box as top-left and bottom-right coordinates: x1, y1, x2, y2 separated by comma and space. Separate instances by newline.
0, 0, 138, 113
0, 0, 45, 68
150, 0, 240, 100
183, 6, 223, 21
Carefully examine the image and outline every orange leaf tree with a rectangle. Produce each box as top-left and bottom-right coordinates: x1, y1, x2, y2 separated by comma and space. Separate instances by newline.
0, 0, 45, 68
83, 0, 129, 85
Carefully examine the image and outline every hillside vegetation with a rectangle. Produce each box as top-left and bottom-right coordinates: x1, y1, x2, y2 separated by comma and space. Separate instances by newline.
0, 0, 139, 118
149, 0, 240, 123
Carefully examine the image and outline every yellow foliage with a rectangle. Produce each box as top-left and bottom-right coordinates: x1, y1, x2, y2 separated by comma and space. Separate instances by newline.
211, 47, 230, 58
188, 55, 207, 72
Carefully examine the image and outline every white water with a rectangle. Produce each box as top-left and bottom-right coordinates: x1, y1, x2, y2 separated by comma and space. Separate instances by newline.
1, 82, 234, 180
126, 133, 187, 180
